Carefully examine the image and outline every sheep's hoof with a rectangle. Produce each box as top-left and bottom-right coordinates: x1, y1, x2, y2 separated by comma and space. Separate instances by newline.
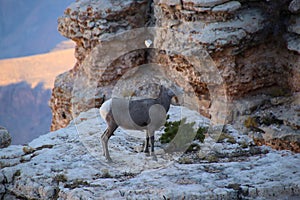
106, 157, 113, 163
151, 154, 158, 161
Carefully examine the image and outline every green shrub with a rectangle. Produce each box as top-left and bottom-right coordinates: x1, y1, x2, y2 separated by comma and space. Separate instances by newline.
22, 146, 35, 154
260, 114, 283, 126
65, 179, 90, 189
217, 133, 236, 144
160, 115, 207, 152
244, 117, 258, 129
178, 157, 193, 164
268, 87, 290, 97
101, 168, 112, 178
206, 155, 219, 163
53, 174, 68, 183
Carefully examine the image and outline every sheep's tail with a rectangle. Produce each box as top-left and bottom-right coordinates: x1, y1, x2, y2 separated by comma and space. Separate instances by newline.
99, 99, 112, 120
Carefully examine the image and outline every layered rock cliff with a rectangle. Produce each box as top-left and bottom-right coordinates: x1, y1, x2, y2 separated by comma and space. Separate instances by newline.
50, 0, 299, 151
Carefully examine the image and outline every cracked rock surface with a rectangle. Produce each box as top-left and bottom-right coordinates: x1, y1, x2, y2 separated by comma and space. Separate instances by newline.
1, 107, 300, 199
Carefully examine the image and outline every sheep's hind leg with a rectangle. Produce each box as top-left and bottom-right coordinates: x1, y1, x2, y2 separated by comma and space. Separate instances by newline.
101, 120, 118, 162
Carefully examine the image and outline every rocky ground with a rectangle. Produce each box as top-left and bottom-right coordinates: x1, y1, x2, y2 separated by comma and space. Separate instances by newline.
1, 106, 300, 199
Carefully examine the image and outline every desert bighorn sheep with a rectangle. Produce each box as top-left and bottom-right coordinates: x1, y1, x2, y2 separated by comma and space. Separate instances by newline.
99, 85, 178, 162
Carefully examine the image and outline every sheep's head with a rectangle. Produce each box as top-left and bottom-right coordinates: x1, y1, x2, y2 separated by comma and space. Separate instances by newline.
159, 85, 174, 97
159, 84, 183, 105
167, 87, 176, 98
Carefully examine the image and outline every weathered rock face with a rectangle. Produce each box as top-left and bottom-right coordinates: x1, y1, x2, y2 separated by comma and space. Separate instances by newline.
155, 0, 298, 97
1, 107, 300, 199
245, 94, 300, 153
50, 0, 150, 131
57, 0, 150, 65
50, 0, 300, 151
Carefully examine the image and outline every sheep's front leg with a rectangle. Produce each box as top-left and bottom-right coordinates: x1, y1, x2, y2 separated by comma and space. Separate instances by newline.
149, 131, 157, 161
144, 134, 150, 156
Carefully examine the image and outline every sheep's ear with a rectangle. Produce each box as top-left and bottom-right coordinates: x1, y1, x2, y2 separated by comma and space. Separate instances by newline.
167, 89, 175, 97
159, 85, 164, 93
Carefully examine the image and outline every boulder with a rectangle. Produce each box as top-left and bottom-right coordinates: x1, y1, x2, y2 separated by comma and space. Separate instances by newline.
212, 1, 241, 13
289, 0, 300, 13
0, 126, 11, 148
182, 0, 231, 7
288, 15, 300, 34
286, 34, 300, 54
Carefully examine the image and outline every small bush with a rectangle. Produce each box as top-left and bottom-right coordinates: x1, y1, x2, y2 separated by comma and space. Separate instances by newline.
14, 170, 21, 177
217, 133, 236, 144
160, 115, 207, 152
206, 155, 219, 163
269, 87, 290, 97
54, 174, 67, 183
22, 146, 35, 154
65, 179, 90, 189
101, 169, 112, 178
244, 117, 258, 129
259, 114, 283, 126
178, 157, 193, 164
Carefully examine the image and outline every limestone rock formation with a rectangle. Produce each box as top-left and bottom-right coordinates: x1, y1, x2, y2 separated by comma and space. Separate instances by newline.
1, 107, 300, 199
50, 0, 299, 152
0, 127, 11, 148
50, 0, 149, 131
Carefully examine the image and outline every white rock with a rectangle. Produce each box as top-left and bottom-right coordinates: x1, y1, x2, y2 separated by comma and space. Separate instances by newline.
288, 15, 300, 34
145, 39, 153, 48
289, 0, 300, 13
286, 34, 300, 54
157, 0, 181, 6
177, 8, 266, 48
212, 1, 241, 13
193, 6, 212, 12
182, 0, 231, 7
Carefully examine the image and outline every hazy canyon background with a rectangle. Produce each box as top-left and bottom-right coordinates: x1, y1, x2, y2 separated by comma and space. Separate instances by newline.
0, 0, 75, 144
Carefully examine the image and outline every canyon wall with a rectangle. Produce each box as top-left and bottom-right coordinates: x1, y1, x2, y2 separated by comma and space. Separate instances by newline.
50, 0, 300, 150
0, 82, 52, 145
